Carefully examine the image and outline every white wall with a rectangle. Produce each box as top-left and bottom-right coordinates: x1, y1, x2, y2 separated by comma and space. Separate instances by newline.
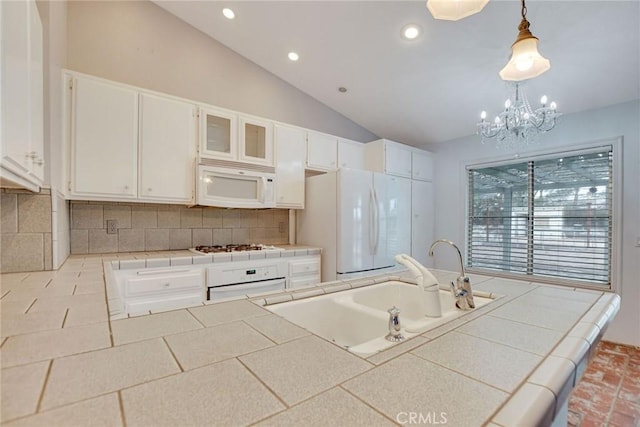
427, 100, 640, 347
65, 0, 377, 143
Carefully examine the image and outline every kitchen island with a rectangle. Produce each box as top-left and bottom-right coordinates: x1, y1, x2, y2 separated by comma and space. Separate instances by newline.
0, 252, 619, 426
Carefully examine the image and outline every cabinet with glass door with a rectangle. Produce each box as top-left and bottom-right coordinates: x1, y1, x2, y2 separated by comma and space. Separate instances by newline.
199, 108, 273, 167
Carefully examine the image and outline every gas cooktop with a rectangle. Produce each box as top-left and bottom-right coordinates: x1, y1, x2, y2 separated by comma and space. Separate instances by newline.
189, 244, 282, 254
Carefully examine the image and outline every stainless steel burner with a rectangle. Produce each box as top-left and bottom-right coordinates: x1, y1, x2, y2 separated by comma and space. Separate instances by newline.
192, 244, 279, 254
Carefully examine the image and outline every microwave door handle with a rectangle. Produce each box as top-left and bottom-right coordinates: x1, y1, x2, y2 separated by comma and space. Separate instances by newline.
259, 176, 267, 203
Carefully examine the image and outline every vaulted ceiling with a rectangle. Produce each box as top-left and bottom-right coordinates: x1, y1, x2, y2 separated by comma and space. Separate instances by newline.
153, 1, 640, 146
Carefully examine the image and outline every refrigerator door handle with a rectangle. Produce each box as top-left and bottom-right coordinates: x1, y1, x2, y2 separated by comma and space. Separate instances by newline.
369, 188, 376, 255
372, 187, 380, 254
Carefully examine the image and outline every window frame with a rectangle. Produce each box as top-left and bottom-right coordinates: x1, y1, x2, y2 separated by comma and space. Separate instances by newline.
463, 137, 622, 292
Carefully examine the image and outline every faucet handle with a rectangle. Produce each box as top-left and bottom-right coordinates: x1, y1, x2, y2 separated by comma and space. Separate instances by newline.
385, 306, 405, 342
451, 281, 473, 310
457, 276, 475, 309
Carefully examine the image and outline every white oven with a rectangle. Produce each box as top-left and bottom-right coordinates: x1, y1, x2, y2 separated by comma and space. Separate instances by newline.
206, 259, 287, 302
198, 165, 276, 208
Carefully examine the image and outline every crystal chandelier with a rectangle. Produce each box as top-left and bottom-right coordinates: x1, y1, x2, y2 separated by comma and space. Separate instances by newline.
477, 83, 561, 147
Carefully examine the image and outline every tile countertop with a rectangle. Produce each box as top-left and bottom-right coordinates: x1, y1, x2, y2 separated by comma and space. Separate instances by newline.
0, 255, 620, 427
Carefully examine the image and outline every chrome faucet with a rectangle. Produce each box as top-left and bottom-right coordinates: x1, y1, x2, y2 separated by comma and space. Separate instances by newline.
385, 306, 405, 342
428, 239, 475, 310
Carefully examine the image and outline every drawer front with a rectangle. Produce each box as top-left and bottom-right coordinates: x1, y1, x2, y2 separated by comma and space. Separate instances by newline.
126, 270, 203, 297
125, 293, 203, 316
288, 275, 321, 290
289, 258, 320, 276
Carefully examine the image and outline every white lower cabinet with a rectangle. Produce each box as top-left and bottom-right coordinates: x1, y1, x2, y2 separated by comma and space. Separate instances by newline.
411, 180, 435, 267
123, 268, 204, 315
287, 255, 321, 289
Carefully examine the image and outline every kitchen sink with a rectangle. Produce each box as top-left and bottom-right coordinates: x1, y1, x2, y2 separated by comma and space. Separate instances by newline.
266, 280, 495, 357
266, 295, 391, 353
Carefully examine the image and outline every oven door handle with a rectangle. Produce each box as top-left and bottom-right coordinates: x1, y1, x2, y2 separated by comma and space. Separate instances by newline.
208, 278, 286, 295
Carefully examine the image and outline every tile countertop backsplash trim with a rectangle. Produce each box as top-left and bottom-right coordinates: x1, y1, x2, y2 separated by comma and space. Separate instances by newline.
108, 247, 322, 270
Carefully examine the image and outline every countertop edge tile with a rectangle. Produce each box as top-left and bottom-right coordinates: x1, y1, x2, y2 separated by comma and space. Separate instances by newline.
492, 383, 556, 427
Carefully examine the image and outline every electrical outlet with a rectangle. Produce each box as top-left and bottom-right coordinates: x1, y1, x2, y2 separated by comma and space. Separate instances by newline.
107, 220, 118, 234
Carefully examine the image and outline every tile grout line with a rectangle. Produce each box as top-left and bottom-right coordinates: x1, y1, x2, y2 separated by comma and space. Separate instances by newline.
161, 336, 185, 372
34, 359, 53, 414
117, 390, 128, 427
24, 298, 37, 314
338, 384, 401, 425
240, 319, 279, 346
453, 327, 558, 358
60, 308, 70, 329
236, 356, 290, 410
409, 348, 514, 395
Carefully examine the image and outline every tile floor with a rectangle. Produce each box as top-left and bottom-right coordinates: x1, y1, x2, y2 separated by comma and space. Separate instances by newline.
568, 340, 640, 427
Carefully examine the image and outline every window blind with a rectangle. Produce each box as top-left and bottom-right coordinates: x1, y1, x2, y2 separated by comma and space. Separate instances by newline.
467, 147, 612, 287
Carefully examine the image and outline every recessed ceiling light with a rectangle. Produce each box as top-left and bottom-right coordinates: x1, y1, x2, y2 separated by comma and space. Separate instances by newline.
222, 8, 235, 19
288, 52, 299, 61
401, 24, 421, 40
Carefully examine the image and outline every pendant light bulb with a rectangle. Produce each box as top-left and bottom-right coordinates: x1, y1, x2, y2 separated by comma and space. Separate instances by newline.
499, 0, 551, 82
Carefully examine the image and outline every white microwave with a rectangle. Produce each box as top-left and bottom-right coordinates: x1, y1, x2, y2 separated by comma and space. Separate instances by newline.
198, 166, 276, 208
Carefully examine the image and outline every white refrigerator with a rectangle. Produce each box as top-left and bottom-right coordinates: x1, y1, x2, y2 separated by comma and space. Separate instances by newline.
297, 168, 411, 281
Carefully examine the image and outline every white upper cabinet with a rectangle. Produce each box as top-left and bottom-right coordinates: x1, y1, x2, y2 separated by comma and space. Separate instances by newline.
70, 76, 138, 198
307, 131, 337, 171
274, 124, 306, 209
337, 138, 365, 170
199, 107, 237, 161
199, 109, 274, 167
364, 139, 412, 178
411, 150, 434, 182
139, 93, 196, 203
239, 115, 273, 166
68, 73, 197, 203
0, 0, 44, 190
